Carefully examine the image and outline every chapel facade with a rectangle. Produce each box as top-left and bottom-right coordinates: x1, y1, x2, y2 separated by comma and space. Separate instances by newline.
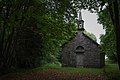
61, 11, 105, 68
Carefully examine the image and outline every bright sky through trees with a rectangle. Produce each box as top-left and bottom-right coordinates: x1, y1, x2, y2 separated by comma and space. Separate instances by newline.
81, 10, 105, 43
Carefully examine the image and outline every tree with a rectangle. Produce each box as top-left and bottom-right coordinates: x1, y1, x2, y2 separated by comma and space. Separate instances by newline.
97, 0, 120, 68
0, 0, 45, 70
98, 8, 117, 62
111, 0, 120, 69
0, 0, 80, 71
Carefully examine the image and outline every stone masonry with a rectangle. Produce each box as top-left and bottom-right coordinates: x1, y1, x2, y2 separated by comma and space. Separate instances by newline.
62, 31, 105, 68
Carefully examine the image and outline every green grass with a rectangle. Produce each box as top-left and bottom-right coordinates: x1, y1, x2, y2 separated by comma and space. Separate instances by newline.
29, 63, 120, 80
40, 63, 120, 80
35, 63, 102, 74
0, 63, 119, 80
104, 64, 119, 71
35, 63, 102, 73
39, 63, 119, 74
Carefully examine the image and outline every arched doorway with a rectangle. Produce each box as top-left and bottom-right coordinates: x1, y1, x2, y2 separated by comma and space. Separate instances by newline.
76, 46, 84, 68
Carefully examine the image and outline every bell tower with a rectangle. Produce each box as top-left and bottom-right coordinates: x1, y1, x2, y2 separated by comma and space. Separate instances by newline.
78, 11, 84, 31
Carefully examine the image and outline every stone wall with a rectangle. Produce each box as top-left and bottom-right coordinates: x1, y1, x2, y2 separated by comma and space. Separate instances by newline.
62, 31, 104, 68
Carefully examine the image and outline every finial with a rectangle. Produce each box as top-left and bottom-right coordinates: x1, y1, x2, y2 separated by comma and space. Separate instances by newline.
78, 10, 84, 31
79, 11, 82, 21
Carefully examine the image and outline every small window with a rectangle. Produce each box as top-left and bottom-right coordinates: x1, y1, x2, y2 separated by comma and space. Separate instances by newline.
76, 46, 84, 50
76, 46, 84, 52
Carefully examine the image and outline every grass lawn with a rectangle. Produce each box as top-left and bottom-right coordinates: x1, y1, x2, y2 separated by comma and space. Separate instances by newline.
0, 63, 119, 80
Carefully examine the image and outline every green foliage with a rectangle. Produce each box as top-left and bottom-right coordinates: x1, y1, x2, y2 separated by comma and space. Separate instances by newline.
1, 0, 119, 74
98, 9, 117, 62
0, 0, 48, 69
37, 15, 77, 64
0, 0, 79, 71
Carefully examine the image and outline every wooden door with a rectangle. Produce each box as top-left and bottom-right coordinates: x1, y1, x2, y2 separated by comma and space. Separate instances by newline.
76, 53, 84, 68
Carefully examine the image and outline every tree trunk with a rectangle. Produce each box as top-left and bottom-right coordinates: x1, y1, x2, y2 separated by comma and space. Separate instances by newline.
113, 0, 120, 69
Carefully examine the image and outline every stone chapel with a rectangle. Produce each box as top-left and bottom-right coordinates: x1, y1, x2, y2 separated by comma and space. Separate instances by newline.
61, 11, 105, 68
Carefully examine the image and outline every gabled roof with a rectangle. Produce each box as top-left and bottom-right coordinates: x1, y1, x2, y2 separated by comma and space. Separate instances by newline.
61, 31, 99, 48
82, 32, 99, 46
